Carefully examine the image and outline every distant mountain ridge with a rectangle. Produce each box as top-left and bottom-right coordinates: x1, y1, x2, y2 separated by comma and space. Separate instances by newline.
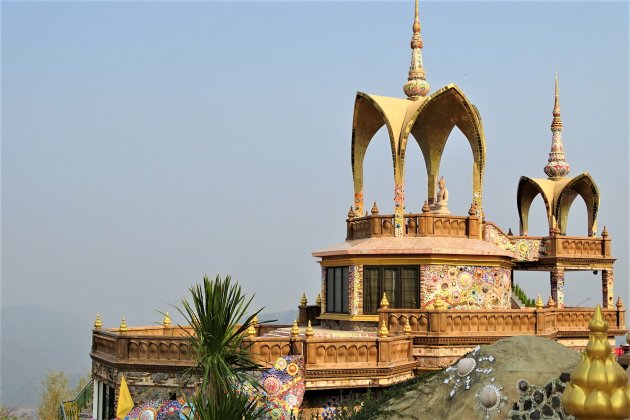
1, 305, 92, 408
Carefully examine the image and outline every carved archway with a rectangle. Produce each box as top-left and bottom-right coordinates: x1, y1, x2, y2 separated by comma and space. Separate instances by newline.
516, 176, 553, 235
555, 173, 599, 236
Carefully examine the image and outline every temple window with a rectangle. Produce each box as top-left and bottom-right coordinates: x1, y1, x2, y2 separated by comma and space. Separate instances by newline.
363, 266, 420, 314
326, 267, 349, 313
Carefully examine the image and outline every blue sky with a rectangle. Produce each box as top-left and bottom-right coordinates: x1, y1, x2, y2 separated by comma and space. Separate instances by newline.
2, 1, 628, 327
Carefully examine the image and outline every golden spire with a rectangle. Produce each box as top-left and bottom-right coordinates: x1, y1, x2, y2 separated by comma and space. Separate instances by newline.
535, 294, 544, 309
305, 320, 314, 338
316, 293, 322, 306
403, 0, 430, 100
547, 295, 556, 309
434, 296, 444, 309
247, 321, 256, 337
119, 317, 128, 333
94, 314, 103, 330
380, 292, 390, 309
562, 305, 630, 418
290, 319, 300, 337
544, 73, 570, 179
378, 320, 389, 338
300, 293, 308, 306
162, 312, 171, 327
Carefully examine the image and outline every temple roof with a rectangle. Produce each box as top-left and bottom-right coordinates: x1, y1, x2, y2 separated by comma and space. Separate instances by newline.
312, 236, 514, 258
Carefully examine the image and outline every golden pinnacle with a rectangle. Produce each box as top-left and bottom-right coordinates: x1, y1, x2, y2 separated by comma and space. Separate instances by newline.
316, 293, 322, 306
535, 294, 544, 309
252, 314, 259, 326
305, 320, 314, 338
300, 293, 308, 306
162, 312, 171, 327
119, 317, 128, 333
434, 296, 444, 310
380, 293, 390, 309
247, 321, 256, 337
378, 320, 389, 338
547, 296, 556, 309
94, 314, 103, 330
290, 319, 300, 337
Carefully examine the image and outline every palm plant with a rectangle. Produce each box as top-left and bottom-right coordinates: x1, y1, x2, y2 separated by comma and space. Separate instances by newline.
176, 275, 268, 419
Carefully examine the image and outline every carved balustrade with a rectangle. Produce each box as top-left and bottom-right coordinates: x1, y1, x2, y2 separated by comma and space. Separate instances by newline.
379, 306, 626, 344
346, 213, 480, 240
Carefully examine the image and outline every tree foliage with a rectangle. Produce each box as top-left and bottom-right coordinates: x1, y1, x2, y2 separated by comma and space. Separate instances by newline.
176, 275, 267, 420
37, 370, 91, 420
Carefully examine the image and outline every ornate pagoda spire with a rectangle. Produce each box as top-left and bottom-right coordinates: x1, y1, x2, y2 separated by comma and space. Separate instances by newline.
544, 73, 570, 179
403, 0, 430, 100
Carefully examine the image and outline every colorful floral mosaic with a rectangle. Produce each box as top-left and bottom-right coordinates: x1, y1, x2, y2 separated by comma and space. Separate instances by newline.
348, 265, 362, 315
483, 224, 543, 262
421, 265, 511, 309
394, 183, 404, 237
259, 355, 305, 419
123, 398, 193, 420
354, 191, 363, 215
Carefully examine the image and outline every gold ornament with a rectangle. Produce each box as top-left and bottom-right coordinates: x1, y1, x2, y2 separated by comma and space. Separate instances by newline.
94, 314, 103, 330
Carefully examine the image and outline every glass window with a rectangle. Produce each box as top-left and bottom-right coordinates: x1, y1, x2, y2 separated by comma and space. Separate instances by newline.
363, 266, 420, 314
326, 267, 349, 314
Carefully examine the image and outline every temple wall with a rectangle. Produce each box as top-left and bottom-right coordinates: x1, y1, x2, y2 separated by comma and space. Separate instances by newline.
420, 265, 512, 309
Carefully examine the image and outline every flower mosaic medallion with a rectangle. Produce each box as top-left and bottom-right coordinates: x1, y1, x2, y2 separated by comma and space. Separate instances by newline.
444, 346, 495, 398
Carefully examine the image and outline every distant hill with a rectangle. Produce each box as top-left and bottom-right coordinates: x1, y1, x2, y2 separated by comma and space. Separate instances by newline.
1, 305, 92, 408
258, 308, 298, 324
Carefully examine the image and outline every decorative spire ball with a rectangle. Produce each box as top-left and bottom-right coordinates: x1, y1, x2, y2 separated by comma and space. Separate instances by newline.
94, 314, 103, 330
562, 305, 630, 418
380, 292, 390, 309
544, 74, 571, 179
119, 317, 128, 333
291, 319, 300, 337
403, 0, 430, 100
162, 312, 171, 327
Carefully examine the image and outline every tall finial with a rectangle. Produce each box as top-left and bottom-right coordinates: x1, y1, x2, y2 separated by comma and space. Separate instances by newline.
544, 73, 570, 179
403, 0, 430, 100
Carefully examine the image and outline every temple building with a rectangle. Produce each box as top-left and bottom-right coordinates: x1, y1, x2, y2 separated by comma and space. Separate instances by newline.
82, 1, 627, 418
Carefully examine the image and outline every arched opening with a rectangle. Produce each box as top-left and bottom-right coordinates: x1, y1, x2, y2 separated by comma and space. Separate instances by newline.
563, 271, 598, 307
563, 197, 588, 236
362, 126, 396, 215
526, 195, 550, 237
513, 271, 549, 306
555, 173, 599, 236
402, 85, 486, 212
402, 134, 427, 213
428, 127, 472, 216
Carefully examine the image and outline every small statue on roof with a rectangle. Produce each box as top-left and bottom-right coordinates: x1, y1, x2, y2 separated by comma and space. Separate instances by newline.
431, 177, 451, 215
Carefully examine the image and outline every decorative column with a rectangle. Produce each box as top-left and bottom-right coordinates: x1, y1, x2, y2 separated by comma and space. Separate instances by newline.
550, 267, 565, 309
602, 269, 614, 309
394, 183, 405, 237
92, 379, 100, 420
349, 265, 363, 315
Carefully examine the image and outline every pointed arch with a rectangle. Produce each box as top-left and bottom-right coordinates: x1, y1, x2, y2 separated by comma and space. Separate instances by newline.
351, 92, 402, 214
555, 173, 600, 236
400, 84, 486, 211
516, 176, 553, 235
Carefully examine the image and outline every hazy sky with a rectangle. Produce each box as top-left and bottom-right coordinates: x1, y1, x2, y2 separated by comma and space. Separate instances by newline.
2, 1, 628, 328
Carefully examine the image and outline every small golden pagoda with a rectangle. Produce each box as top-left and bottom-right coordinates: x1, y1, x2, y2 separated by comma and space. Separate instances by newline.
562, 305, 630, 418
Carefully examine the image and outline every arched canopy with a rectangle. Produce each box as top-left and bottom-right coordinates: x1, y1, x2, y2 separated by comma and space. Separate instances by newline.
515, 173, 599, 237
555, 173, 599, 236
516, 176, 554, 235
351, 84, 486, 215
402, 84, 486, 208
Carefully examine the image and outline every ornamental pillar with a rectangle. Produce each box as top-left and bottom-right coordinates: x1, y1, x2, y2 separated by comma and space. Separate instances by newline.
550, 268, 565, 309
602, 269, 614, 309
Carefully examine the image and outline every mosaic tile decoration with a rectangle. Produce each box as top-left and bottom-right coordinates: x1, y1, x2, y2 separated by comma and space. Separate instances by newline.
421, 265, 511, 309
123, 398, 193, 420
259, 355, 305, 419
507, 374, 575, 420
483, 224, 543, 262
349, 265, 362, 315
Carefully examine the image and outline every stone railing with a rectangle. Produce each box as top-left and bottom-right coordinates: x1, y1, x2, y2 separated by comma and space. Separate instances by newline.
378, 306, 626, 344
244, 334, 416, 388
91, 327, 196, 370
346, 212, 480, 240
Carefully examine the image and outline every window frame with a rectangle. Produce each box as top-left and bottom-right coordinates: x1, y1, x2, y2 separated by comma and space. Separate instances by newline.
325, 266, 349, 314
363, 265, 420, 314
